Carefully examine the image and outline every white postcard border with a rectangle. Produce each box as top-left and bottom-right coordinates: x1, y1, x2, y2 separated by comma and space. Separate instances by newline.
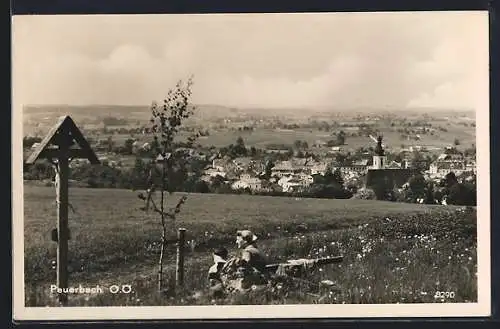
12, 11, 491, 321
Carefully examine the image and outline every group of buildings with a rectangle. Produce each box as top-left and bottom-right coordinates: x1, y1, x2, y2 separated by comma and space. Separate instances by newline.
202, 136, 477, 194
428, 153, 476, 177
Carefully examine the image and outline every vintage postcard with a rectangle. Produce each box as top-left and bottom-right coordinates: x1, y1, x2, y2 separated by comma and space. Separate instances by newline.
12, 11, 490, 321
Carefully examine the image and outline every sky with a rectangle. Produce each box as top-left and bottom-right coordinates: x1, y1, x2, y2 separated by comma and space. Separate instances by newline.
12, 12, 489, 111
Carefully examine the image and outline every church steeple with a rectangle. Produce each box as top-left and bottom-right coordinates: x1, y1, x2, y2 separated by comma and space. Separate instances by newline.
372, 136, 386, 169
375, 136, 384, 156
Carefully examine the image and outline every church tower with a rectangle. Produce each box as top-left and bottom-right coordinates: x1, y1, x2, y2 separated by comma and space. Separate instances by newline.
372, 136, 386, 169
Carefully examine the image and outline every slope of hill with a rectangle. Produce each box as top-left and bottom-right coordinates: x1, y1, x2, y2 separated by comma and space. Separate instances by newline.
23, 185, 476, 306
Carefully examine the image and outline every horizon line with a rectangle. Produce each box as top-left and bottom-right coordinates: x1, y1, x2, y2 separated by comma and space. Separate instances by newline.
21, 103, 476, 112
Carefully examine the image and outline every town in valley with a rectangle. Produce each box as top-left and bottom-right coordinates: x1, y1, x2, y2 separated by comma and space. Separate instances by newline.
23, 104, 476, 206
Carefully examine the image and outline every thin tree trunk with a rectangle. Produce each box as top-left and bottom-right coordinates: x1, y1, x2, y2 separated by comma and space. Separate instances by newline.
158, 221, 166, 292
158, 161, 167, 292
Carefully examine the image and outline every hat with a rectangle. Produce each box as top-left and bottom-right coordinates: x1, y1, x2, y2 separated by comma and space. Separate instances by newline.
213, 247, 228, 259
237, 230, 258, 243
213, 247, 228, 264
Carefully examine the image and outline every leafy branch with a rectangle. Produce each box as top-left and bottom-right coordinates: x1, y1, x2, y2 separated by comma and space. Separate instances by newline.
135, 76, 199, 292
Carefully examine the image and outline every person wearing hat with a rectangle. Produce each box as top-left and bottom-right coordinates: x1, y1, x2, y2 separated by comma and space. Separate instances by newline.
208, 247, 229, 285
207, 247, 229, 298
235, 230, 269, 288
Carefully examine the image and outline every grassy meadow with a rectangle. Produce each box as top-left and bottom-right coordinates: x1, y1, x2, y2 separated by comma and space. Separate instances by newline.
106, 125, 475, 151
23, 185, 477, 306
192, 126, 475, 150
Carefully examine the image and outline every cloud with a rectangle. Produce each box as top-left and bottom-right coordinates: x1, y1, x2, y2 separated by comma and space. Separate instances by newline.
13, 12, 488, 110
406, 16, 489, 110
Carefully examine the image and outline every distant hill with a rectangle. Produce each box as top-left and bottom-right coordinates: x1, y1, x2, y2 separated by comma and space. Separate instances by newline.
23, 104, 240, 119
23, 104, 475, 120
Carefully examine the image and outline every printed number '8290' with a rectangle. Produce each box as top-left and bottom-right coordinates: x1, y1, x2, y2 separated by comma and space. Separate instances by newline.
434, 291, 455, 299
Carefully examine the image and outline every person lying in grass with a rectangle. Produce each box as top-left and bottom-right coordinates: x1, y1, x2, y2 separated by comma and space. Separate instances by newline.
209, 230, 270, 293
208, 247, 229, 298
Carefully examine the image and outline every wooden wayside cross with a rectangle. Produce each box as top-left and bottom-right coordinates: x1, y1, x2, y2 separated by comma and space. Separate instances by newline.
25, 115, 99, 305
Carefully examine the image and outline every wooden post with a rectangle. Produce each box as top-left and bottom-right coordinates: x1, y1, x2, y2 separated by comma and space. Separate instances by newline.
56, 135, 70, 305
25, 116, 100, 307
176, 228, 186, 287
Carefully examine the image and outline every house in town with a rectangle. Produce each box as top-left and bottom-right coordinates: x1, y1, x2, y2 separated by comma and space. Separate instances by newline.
465, 160, 477, 174
409, 145, 428, 152
212, 158, 230, 172
271, 161, 302, 177
338, 159, 370, 176
330, 146, 342, 152
307, 161, 329, 175
232, 157, 253, 171
204, 168, 227, 178
385, 160, 403, 169
313, 140, 327, 148
428, 153, 468, 176
202, 158, 230, 178
265, 149, 290, 154
277, 176, 312, 193
296, 173, 314, 185
280, 178, 304, 193
233, 157, 266, 174
231, 174, 263, 191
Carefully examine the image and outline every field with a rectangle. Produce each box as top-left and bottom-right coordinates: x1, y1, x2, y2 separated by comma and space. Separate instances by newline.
23, 105, 476, 152
23, 185, 477, 306
184, 126, 475, 150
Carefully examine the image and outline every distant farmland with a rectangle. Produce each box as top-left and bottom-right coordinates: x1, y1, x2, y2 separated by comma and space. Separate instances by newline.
183, 127, 476, 150
22, 104, 476, 152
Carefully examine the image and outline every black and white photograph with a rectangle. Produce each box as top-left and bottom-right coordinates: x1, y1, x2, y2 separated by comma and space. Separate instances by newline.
12, 11, 490, 320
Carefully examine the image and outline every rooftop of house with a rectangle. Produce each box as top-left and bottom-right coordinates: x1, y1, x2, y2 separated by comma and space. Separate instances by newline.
291, 158, 308, 167
432, 162, 466, 170
354, 159, 370, 166
233, 157, 253, 165
238, 177, 262, 183
273, 161, 294, 170
386, 161, 403, 169
213, 159, 230, 167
